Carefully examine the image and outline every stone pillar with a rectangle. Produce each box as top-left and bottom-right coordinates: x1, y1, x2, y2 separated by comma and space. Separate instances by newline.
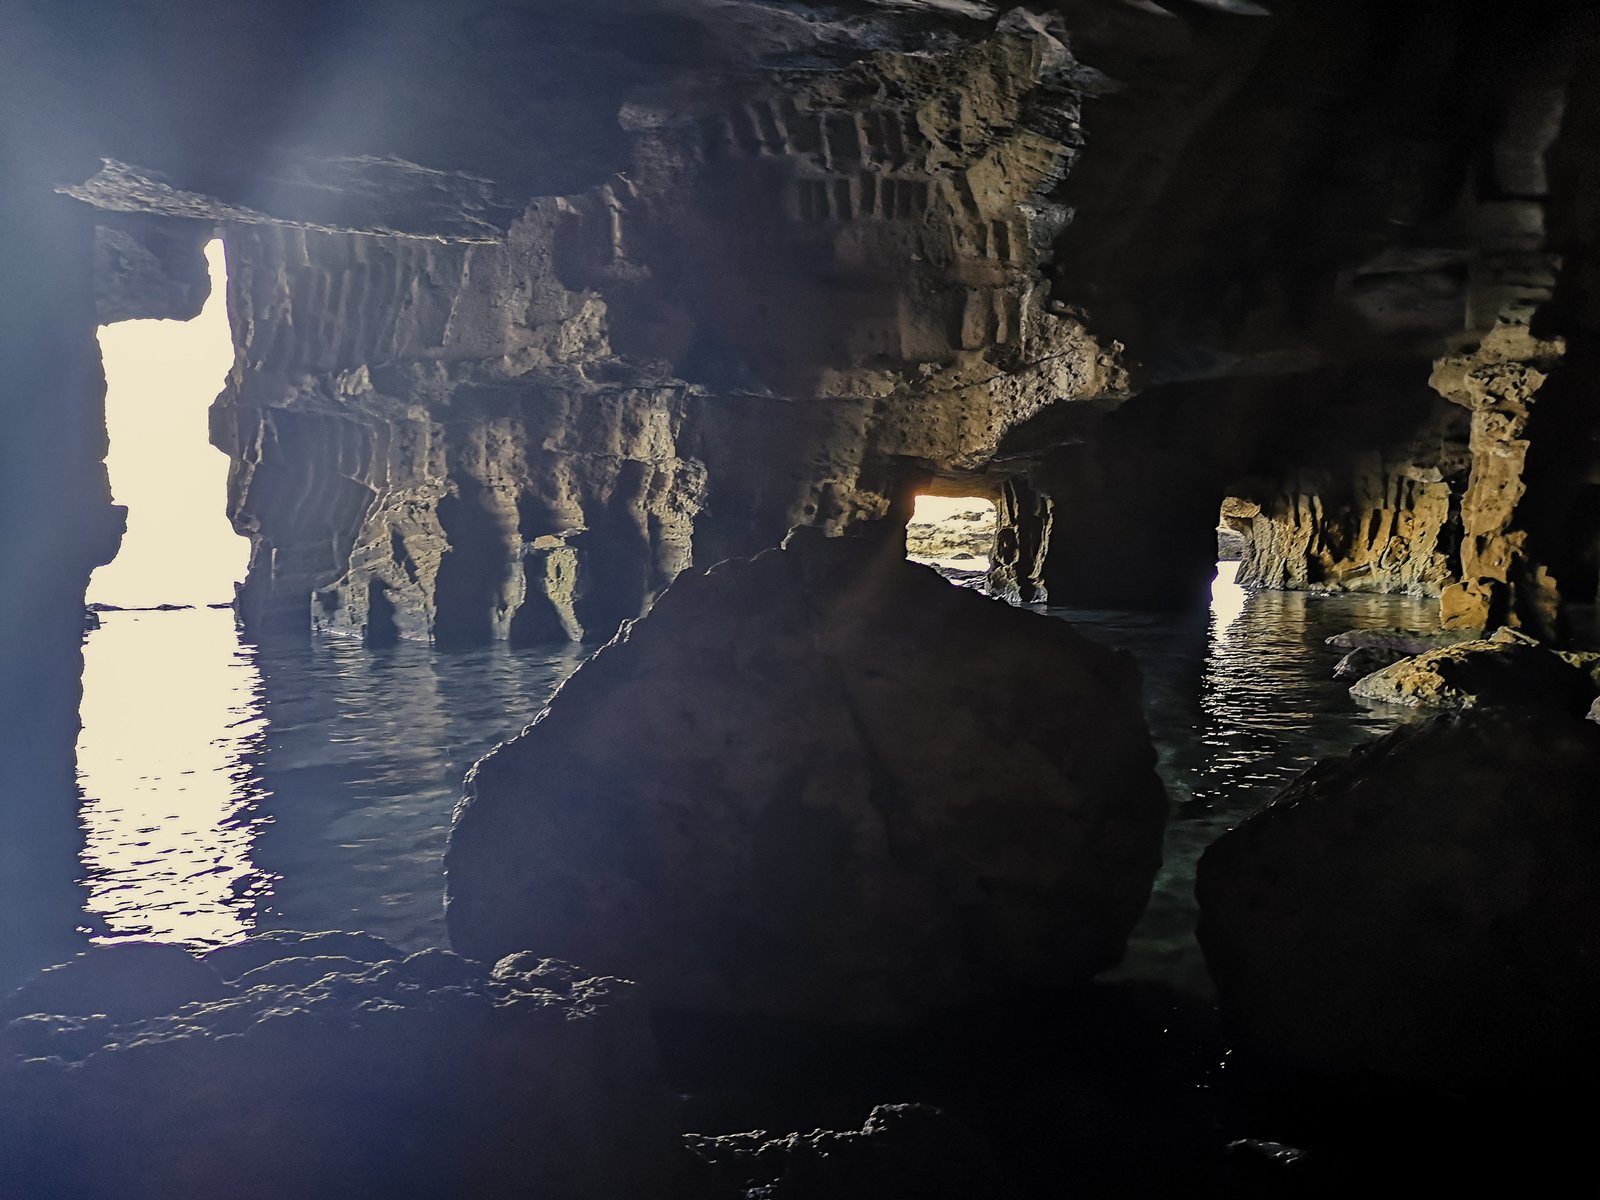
1431, 307, 1564, 636
988, 477, 1052, 603
1428, 69, 1570, 636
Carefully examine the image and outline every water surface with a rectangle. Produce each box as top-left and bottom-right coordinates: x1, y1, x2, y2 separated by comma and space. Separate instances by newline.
76, 566, 1437, 994
78, 608, 583, 949
1050, 562, 1437, 991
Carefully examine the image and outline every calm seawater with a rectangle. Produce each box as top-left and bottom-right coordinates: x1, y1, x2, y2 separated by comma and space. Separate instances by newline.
1050, 562, 1436, 991
74, 564, 1436, 993
76, 608, 584, 950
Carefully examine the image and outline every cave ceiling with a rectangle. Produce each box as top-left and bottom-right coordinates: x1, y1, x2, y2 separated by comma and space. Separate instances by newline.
8, 0, 1600, 637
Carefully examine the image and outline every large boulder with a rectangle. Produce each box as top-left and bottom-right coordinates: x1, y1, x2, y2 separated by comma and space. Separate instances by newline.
1348, 628, 1596, 712
1196, 712, 1600, 1087
0, 933, 678, 1200
447, 526, 1168, 1024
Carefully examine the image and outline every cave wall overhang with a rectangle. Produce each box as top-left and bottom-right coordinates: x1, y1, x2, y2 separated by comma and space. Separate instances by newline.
22, 0, 1600, 643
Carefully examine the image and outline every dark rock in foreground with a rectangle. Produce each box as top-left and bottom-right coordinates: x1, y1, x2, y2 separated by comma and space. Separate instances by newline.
1196, 712, 1600, 1088
0, 932, 677, 1200
448, 526, 1168, 1024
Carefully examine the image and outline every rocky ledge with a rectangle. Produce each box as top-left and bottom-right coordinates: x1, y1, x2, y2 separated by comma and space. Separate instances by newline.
1347, 627, 1598, 713
0, 933, 676, 1200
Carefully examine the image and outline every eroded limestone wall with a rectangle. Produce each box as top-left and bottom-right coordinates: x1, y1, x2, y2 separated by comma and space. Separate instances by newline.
211, 27, 1129, 645
1232, 423, 1470, 598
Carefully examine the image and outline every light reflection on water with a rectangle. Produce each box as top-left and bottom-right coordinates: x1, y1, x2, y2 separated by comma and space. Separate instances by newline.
78, 566, 1439, 990
77, 609, 584, 950
1049, 560, 1440, 992
77, 608, 272, 946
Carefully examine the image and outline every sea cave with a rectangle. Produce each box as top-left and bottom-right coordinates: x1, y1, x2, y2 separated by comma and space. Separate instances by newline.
3, 1, 1600, 1196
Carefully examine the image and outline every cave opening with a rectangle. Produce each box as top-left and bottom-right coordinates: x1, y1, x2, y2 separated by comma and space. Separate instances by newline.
77, 237, 274, 946
905, 493, 997, 586
86, 238, 246, 610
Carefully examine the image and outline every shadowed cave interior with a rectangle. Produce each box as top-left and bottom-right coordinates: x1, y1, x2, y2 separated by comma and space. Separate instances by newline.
5, 1, 1600, 1197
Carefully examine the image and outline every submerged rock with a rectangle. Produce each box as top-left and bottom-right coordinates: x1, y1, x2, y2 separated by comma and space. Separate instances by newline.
1347, 628, 1596, 711
1196, 712, 1600, 1087
447, 525, 1168, 1024
685, 1104, 1010, 1199
0, 933, 676, 1200
1324, 628, 1470, 656
1331, 646, 1400, 681
0, 940, 231, 1025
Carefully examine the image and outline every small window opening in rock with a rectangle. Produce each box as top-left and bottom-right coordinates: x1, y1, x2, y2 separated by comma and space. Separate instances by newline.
906, 494, 997, 587
87, 239, 246, 609
1216, 497, 1255, 566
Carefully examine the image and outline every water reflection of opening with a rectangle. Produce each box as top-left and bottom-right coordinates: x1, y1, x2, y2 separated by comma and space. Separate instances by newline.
78, 609, 276, 945
1208, 559, 1248, 636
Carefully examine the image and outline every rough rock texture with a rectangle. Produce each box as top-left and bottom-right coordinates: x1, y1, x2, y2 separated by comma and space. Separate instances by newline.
1196, 712, 1600, 1087
1431, 309, 1566, 634
1331, 647, 1398, 682
204, 21, 1127, 642
1232, 415, 1471, 597
447, 526, 1168, 1023
1348, 627, 1596, 712
686, 1104, 1011, 1199
986, 476, 1051, 602
91, 213, 214, 324
0, 932, 677, 1200
17, 0, 1600, 655
1328, 628, 1471, 685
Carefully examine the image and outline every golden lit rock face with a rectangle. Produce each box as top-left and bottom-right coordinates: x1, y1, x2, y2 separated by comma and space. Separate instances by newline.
1231, 415, 1471, 600
1348, 628, 1596, 713
1431, 310, 1567, 635
447, 527, 1169, 1023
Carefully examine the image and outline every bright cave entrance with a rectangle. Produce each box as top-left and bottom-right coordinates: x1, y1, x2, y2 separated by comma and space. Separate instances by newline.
77, 238, 275, 947
905, 493, 998, 586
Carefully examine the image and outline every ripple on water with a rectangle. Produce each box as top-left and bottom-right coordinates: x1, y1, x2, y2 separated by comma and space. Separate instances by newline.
77, 608, 584, 951
79, 567, 1438, 995
1047, 561, 1440, 994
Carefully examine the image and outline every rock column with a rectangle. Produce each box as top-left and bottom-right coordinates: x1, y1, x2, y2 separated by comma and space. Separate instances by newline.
988, 478, 1052, 603
1431, 309, 1564, 635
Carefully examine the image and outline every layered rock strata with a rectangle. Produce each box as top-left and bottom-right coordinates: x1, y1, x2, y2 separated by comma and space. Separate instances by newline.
207, 23, 1128, 643
1232, 433, 1470, 597
447, 525, 1168, 1023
